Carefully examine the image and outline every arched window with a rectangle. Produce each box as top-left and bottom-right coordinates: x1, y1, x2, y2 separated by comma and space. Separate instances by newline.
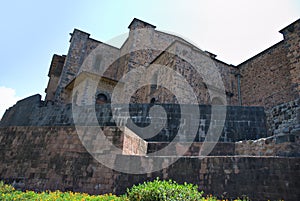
150, 98, 156, 104
96, 93, 108, 104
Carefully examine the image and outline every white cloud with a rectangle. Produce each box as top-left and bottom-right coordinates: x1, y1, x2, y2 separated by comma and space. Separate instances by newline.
0, 86, 21, 119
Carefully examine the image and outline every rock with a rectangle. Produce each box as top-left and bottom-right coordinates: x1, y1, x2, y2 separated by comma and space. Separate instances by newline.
282, 127, 291, 133
291, 127, 300, 135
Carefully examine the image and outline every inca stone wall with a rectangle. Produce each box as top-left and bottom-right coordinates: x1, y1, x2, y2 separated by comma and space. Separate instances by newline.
0, 126, 299, 200
147, 142, 236, 156
266, 98, 300, 141
114, 156, 300, 201
0, 126, 117, 194
148, 139, 300, 157
0, 95, 43, 127
235, 137, 300, 157
0, 95, 267, 142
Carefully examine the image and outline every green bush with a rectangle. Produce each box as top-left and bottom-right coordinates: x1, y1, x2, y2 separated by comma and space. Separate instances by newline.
0, 181, 15, 194
126, 178, 204, 201
0, 190, 127, 201
0, 180, 251, 201
0, 181, 127, 201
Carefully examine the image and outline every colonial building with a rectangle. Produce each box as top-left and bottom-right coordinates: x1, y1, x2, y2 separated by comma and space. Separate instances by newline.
45, 18, 238, 107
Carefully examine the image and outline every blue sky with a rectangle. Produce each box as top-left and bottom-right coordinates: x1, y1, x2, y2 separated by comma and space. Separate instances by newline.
0, 0, 299, 117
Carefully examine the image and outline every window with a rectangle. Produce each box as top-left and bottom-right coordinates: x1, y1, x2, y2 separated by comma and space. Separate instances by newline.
96, 93, 108, 104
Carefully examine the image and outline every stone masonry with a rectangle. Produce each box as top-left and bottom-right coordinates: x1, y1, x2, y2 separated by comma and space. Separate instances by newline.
239, 19, 300, 108
0, 96, 268, 142
0, 126, 299, 200
0, 18, 300, 200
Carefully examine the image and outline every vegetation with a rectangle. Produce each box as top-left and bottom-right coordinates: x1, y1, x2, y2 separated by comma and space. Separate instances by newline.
0, 179, 251, 201
0, 181, 125, 201
126, 178, 203, 201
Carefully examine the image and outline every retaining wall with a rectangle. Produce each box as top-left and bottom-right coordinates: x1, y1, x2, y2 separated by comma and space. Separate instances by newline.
0, 96, 267, 142
0, 126, 299, 200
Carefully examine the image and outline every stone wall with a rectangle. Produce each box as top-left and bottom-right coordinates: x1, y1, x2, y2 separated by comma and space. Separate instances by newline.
52, 29, 121, 104
114, 156, 300, 201
266, 98, 300, 141
0, 126, 116, 194
122, 127, 147, 155
0, 126, 299, 200
280, 19, 300, 98
235, 137, 300, 157
45, 54, 65, 102
147, 142, 236, 156
238, 19, 300, 108
148, 139, 300, 157
151, 46, 238, 105
0, 98, 267, 142
239, 41, 294, 108
0, 94, 42, 126
53, 29, 92, 103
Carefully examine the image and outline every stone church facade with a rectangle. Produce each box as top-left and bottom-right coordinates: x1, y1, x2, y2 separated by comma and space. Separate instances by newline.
45, 18, 238, 107
43, 18, 299, 110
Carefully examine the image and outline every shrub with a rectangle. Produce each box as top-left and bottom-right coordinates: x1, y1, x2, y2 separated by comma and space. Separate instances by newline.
0, 181, 15, 194
0, 181, 127, 201
0, 180, 251, 201
126, 178, 204, 201
0, 190, 127, 201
